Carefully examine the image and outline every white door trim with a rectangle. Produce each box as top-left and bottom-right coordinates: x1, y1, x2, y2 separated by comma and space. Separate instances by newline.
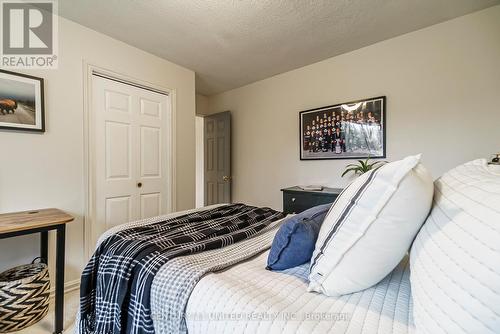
82, 61, 177, 260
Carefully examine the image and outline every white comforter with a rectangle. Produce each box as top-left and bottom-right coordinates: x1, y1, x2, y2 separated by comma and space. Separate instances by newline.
95, 205, 416, 334
186, 251, 415, 334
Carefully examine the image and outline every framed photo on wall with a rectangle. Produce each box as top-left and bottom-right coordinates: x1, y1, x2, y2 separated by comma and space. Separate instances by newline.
300, 96, 386, 160
0, 70, 45, 132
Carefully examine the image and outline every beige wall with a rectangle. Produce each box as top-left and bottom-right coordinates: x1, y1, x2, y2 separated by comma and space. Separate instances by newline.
195, 94, 208, 208
195, 116, 205, 208
196, 93, 209, 115
0, 17, 196, 285
208, 6, 500, 210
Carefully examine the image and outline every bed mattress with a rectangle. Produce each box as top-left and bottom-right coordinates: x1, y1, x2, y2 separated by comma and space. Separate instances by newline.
186, 251, 415, 334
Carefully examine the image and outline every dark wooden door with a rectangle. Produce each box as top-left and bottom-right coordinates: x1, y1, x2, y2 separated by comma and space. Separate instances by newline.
204, 111, 231, 205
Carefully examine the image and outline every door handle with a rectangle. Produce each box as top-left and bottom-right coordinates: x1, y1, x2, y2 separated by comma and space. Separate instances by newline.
222, 176, 231, 182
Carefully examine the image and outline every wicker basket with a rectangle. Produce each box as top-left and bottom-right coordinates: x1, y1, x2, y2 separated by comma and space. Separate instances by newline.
0, 258, 50, 333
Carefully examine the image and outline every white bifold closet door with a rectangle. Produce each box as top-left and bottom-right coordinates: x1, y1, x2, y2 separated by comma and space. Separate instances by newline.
92, 75, 171, 243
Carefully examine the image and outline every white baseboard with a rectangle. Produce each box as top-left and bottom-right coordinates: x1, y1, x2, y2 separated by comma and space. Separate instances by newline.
49, 279, 80, 299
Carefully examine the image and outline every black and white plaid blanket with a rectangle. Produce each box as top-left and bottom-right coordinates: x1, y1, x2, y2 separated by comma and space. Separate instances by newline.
78, 204, 285, 334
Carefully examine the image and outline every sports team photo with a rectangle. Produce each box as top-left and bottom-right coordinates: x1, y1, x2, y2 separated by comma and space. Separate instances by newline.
299, 96, 386, 160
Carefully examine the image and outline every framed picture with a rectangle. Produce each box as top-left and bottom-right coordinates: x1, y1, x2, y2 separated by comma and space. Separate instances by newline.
300, 96, 386, 160
0, 70, 45, 132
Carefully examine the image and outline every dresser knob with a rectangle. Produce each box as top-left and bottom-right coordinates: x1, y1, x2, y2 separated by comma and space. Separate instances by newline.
291, 197, 296, 202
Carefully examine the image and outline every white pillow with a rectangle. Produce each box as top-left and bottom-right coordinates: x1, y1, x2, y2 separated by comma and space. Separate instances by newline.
308, 154, 433, 296
410, 159, 500, 334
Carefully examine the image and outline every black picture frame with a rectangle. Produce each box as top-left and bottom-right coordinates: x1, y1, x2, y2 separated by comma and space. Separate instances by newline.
0, 69, 45, 132
299, 96, 386, 160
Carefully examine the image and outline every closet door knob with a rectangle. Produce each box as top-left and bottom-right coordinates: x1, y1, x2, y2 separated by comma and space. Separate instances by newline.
137, 182, 142, 188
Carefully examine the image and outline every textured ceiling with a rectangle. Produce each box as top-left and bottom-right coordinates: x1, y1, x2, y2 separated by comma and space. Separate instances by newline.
59, 0, 500, 95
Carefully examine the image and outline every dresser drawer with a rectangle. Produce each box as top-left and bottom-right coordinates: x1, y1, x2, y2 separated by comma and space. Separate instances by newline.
282, 189, 340, 214
283, 192, 311, 214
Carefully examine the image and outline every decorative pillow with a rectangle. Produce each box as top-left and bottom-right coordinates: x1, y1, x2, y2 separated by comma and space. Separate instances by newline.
308, 154, 434, 296
410, 159, 500, 334
267, 203, 332, 271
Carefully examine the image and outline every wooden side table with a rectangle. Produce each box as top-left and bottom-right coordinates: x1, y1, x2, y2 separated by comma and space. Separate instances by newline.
0, 208, 74, 334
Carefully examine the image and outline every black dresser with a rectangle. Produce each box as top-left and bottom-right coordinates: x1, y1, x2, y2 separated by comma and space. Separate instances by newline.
281, 186, 343, 214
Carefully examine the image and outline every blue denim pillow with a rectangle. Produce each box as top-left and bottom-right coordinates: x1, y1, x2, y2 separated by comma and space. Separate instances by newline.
267, 203, 332, 271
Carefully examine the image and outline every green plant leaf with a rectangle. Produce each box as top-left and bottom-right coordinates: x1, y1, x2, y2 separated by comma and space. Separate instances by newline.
358, 160, 367, 171
341, 167, 362, 177
343, 158, 389, 178
345, 163, 358, 168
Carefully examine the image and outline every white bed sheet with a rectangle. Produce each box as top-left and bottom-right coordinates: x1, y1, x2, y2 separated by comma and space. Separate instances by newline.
186, 251, 415, 334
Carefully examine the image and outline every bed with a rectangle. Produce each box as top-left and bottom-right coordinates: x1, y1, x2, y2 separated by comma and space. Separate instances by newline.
186, 250, 414, 334
79, 204, 416, 334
